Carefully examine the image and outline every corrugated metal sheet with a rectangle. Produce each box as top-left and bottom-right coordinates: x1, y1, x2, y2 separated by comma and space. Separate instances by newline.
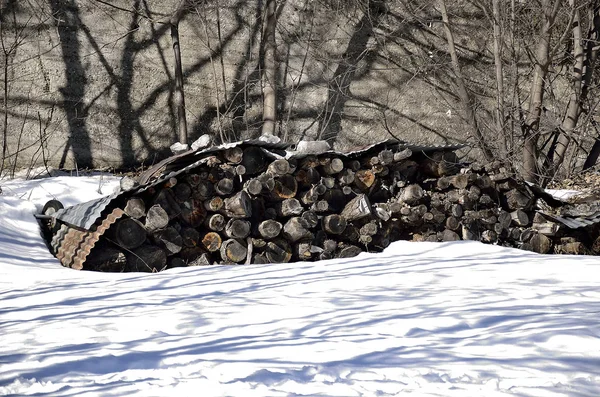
52, 208, 125, 269
540, 211, 600, 229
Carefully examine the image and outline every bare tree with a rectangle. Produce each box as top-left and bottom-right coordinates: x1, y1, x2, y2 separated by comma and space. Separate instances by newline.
261, 0, 277, 136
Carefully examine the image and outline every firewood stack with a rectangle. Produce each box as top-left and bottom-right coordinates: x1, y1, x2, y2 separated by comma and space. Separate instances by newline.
80, 142, 600, 272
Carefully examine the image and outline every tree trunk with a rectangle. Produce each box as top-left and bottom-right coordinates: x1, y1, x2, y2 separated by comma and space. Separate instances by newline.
439, 0, 494, 161
261, 0, 277, 136
522, 0, 562, 182
171, 1, 188, 145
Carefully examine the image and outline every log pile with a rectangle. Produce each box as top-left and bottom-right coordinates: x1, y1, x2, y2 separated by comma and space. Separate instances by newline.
82, 142, 600, 272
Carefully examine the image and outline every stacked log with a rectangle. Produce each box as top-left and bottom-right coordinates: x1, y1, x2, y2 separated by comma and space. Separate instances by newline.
85, 143, 599, 272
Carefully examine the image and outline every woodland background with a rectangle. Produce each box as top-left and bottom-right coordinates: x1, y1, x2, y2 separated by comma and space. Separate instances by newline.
1, 0, 599, 185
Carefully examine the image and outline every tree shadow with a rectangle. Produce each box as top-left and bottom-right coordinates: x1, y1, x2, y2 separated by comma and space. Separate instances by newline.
48, 0, 93, 169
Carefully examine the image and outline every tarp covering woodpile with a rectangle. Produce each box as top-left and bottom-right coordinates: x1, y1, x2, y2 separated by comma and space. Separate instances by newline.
40, 138, 600, 272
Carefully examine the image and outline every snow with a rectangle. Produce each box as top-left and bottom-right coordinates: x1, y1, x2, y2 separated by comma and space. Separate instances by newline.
1, 176, 600, 396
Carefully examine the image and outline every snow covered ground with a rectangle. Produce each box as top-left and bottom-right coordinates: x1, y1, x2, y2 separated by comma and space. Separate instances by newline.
1, 175, 600, 396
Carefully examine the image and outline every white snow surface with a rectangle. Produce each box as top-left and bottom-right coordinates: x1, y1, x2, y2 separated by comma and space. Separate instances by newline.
1, 176, 600, 396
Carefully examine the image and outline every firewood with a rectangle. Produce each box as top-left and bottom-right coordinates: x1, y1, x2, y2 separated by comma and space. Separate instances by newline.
343, 224, 360, 243
185, 173, 201, 187
265, 207, 278, 220
225, 219, 251, 239
124, 198, 146, 219
338, 169, 355, 186
451, 174, 469, 189
181, 227, 200, 247
215, 178, 234, 196
445, 216, 460, 231
347, 159, 362, 171
432, 209, 447, 224
530, 233, 552, 254
393, 148, 412, 162
257, 173, 276, 191
481, 230, 498, 243
205, 213, 226, 231
127, 244, 167, 272
300, 189, 318, 205
505, 188, 534, 211
167, 257, 187, 269
354, 169, 376, 190
557, 241, 589, 255
400, 184, 424, 205
441, 229, 461, 241
187, 252, 213, 266
265, 238, 292, 263
241, 146, 267, 175
421, 151, 459, 177
475, 174, 493, 190
220, 238, 248, 263
532, 222, 560, 236
322, 239, 338, 253
301, 210, 319, 229
258, 220, 283, 239
194, 180, 215, 200
510, 209, 529, 226
378, 149, 394, 165
359, 221, 378, 236
165, 177, 178, 188
321, 176, 336, 189
224, 191, 252, 218
437, 176, 451, 190
267, 159, 292, 176
295, 168, 321, 186
105, 218, 147, 250
153, 188, 181, 219
272, 174, 298, 200
202, 232, 223, 252
300, 155, 319, 169
592, 236, 600, 254
359, 235, 372, 246
336, 244, 362, 258
508, 227, 522, 241
311, 200, 330, 213
342, 185, 356, 196
479, 194, 494, 206
244, 178, 264, 196
493, 223, 504, 235
341, 194, 372, 222
145, 204, 169, 232
85, 245, 126, 271
151, 226, 183, 256
451, 204, 463, 218
322, 157, 344, 175
120, 176, 138, 191
323, 189, 347, 212
283, 217, 312, 242
423, 211, 435, 222
294, 242, 313, 260
461, 224, 477, 240
179, 199, 205, 228
497, 210, 512, 229
173, 182, 192, 203
276, 198, 304, 217
204, 197, 224, 212
375, 206, 391, 222
323, 214, 347, 235
235, 164, 246, 176
520, 228, 535, 242
252, 253, 270, 264
224, 147, 244, 164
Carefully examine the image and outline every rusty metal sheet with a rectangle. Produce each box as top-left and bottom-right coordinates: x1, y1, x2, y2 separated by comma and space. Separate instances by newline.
52, 208, 125, 270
